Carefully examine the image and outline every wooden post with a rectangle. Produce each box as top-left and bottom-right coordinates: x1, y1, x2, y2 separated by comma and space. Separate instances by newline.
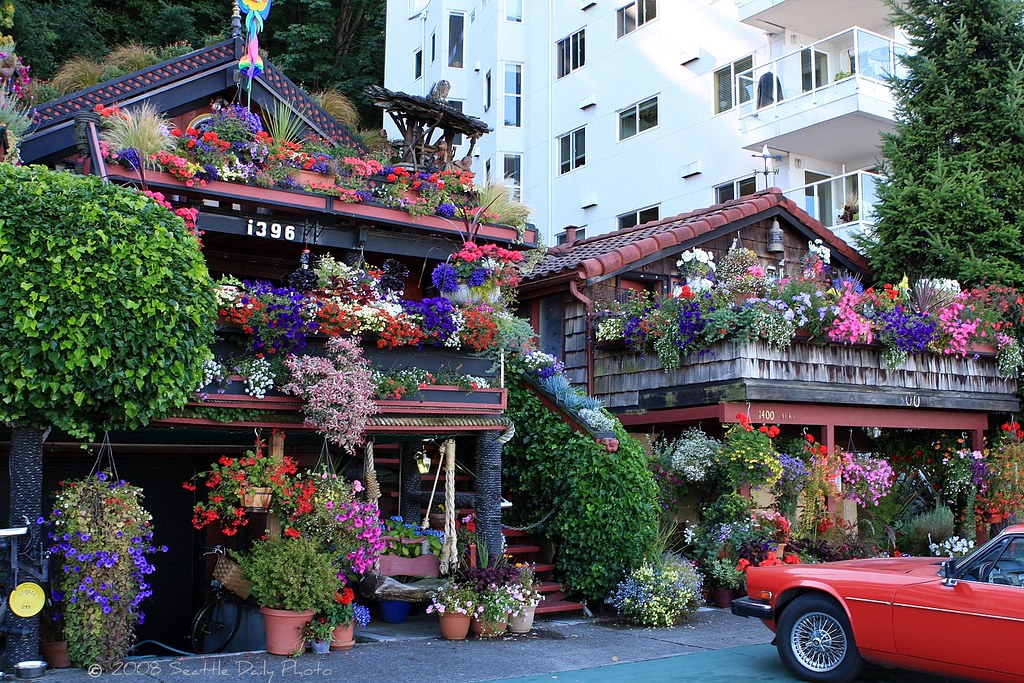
266, 430, 285, 540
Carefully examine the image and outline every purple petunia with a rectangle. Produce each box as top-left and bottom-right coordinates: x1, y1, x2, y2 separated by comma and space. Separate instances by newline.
431, 263, 459, 293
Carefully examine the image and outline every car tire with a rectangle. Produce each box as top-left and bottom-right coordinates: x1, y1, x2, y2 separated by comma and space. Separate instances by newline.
776, 593, 865, 683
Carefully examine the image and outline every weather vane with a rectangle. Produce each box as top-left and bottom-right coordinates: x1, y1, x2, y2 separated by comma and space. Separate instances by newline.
752, 144, 782, 189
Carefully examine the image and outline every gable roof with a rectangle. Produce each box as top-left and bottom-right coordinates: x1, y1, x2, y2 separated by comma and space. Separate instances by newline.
22, 39, 363, 164
525, 188, 871, 283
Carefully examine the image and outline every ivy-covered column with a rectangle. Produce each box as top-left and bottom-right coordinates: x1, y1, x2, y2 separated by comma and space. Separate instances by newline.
475, 430, 504, 563
399, 442, 422, 525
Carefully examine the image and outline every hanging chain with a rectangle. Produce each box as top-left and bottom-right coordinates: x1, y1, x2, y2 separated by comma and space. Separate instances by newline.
501, 507, 556, 532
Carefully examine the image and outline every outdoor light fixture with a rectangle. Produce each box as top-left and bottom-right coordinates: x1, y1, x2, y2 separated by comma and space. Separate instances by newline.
414, 447, 431, 474
766, 217, 784, 253
752, 144, 782, 189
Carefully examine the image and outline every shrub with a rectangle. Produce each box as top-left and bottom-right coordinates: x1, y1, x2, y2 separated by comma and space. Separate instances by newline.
236, 537, 339, 613
611, 555, 703, 627
903, 506, 955, 555
503, 366, 658, 601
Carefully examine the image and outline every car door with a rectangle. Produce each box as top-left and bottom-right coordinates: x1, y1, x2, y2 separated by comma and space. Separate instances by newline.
892, 537, 1024, 677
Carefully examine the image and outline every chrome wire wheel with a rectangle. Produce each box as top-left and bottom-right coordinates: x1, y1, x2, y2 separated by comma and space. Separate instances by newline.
789, 610, 848, 673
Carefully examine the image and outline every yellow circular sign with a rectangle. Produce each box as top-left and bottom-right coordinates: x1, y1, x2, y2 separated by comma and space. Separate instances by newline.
9, 582, 45, 617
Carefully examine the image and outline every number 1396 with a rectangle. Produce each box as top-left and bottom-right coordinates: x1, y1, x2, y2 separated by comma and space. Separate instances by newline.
247, 219, 296, 241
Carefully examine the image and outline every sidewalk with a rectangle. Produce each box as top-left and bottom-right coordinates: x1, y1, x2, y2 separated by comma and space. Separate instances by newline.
36, 607, 956, 682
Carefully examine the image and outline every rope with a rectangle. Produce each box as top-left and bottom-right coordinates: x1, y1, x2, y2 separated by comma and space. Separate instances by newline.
439, 439, 458, 575
363, 439, 380, 503
421, 442, 445, 529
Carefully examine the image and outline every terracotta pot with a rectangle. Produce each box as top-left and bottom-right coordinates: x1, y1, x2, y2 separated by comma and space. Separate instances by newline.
429, 512, 447, 530
468, 544, 477, 569
40, 640, 71, 668
310, 639, 331, 655
260, 607, 314, 656
330, 622, 355, 651
712, 588, 734, 609
438, 613, 471, 640
508, 605, 536, 634
293, 169, 337, 190
775, 543, 787, 558
241, 487, 273, 512
470, 616, 507, 638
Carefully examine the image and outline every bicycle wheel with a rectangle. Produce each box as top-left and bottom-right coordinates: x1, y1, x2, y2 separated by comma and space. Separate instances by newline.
190, 593, 242, 654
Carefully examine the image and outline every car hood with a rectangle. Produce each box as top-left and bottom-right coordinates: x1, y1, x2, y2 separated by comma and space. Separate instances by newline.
813, 557, 943, 576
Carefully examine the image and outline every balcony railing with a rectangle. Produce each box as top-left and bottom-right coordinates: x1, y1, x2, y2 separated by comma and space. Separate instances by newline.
738, 26, 910, 120
783, 170, 881, 244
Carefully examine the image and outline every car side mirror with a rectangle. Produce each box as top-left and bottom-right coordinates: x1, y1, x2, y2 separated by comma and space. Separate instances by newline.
941, 558, 958, 587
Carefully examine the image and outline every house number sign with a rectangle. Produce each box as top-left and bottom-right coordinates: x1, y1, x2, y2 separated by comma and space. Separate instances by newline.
246, 219, 298, 241
757, 409, 796, 421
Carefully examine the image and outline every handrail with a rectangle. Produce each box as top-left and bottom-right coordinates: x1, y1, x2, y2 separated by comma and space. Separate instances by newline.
782, 170, 882, 230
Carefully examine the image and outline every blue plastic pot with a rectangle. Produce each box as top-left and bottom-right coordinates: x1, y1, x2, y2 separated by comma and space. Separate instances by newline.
379, 599, 412, 624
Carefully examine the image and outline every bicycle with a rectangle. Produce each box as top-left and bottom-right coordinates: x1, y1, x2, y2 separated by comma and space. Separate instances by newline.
189, 546, 246, 654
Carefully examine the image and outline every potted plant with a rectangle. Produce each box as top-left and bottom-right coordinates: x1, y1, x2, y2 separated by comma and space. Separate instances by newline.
235, 536, 339, 656
39, 592, 70, 669
430, 241, 524, 307
323, 586, 371, 650
378, 516, 442, 579
706, 558, 745, 608
300, 615, 336, 655
183, 438, 301, 536
720, 413, 783, 490
47, 471, 167, 670
426, 580, 477, 640
461, 550, 520, 638
507, 563, 543, 633
611, 555, 704, 627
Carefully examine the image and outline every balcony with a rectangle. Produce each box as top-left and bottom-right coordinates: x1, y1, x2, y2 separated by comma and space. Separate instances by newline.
738, 27, 909, 163
783, 170, 881, 246
738, 0, 892, 38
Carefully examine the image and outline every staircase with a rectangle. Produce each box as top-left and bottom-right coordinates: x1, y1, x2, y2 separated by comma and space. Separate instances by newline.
503, 528, 586, 616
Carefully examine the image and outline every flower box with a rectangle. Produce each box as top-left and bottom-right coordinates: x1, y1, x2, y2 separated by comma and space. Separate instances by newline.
377, 553, 441, 579
376, 385, 506, 413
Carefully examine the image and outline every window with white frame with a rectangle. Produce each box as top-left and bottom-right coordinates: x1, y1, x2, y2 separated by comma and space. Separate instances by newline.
617, 0, 656, 38
484, 69, 492, 111
714, 55, 754, 114
557, 29, 586, 79
430, 32, 436, 62
414, 50, 423, 79
504, 63, 522, 127
618, 96, 658, 140
449, 100, 465, 149
617, 205, 659, 230
503, 154, 522, 201
558, 127, 586, 174
714, 176, 757, 203
506, 0, 523, 22
448, 13, 465, 68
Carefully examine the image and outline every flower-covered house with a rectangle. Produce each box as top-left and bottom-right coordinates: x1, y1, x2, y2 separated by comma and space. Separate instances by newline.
517, 190, 1020, 512
8, 16, 541, 648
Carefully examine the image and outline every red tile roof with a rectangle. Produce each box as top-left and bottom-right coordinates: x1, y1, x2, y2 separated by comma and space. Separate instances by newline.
525, 188, 870, 282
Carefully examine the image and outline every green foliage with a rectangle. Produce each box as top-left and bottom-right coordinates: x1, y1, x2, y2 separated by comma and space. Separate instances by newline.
503, 367, 659, 601
902, 506, 955, 556
236, 536, 339, 612
0, 164, 216, 438
610, 555, 703, 627
863, 0, 1024, 286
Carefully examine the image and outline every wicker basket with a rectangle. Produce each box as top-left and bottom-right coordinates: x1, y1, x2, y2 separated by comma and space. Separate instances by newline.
213, 555, 252, 600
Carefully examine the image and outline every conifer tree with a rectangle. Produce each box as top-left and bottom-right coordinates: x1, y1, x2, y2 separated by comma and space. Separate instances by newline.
864, 0, 1024, 286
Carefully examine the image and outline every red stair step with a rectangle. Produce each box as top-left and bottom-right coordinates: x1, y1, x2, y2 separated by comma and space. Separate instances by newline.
374, 457, 400, 466
504, 544, 541, 555
535, 599, 585, 615
537, 581, 564, 594
501, 527, 529, 538
531, 563, 555, 574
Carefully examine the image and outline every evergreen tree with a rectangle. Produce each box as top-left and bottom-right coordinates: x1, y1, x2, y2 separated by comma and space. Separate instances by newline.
863, 0, 1024, 286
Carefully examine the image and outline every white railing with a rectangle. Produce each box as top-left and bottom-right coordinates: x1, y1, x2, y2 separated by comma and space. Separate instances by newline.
783, 170, 881, 232
737, 27, 910, 118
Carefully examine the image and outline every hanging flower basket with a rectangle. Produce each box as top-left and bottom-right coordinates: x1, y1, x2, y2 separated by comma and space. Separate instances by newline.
241, 486, 273, 512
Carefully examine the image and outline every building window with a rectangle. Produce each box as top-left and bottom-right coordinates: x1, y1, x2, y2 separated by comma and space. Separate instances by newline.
504, 63, 522, 127
714, 55, 754, 114
714, 176, 757, 203
558, 127, 586, 174
538, 295, 565, 360
484, 69, 492, 111
617, 0, 656, 38
557, 29, 586, 79
485, 158, 492, 183
430, 32, 436, 63
448, 100, 465, 149
506, 0, 523, 22
414, 50, 423, 79
448, 13, 465, 68
618, 96, 658, 140
503, 154, 522, 201
617, 205, 659, 230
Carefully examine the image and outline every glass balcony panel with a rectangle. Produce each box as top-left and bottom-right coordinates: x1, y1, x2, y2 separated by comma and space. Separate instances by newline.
785, 170, 882, 240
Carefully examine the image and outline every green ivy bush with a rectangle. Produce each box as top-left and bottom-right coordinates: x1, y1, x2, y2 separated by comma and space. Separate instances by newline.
503, 367, 658, 601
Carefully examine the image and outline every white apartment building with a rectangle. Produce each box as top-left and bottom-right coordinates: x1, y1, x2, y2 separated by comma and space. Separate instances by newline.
383, 0, 907, 245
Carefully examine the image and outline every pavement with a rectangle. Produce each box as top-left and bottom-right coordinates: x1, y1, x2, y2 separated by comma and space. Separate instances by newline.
23, 607, 960, 683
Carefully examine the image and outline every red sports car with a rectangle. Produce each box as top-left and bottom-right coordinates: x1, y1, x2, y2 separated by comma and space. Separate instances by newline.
732, 524, 1024, 683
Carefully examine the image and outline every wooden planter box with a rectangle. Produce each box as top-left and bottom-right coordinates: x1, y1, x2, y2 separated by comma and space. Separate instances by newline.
376, 386, 506, 413
378, 553, 440, 578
